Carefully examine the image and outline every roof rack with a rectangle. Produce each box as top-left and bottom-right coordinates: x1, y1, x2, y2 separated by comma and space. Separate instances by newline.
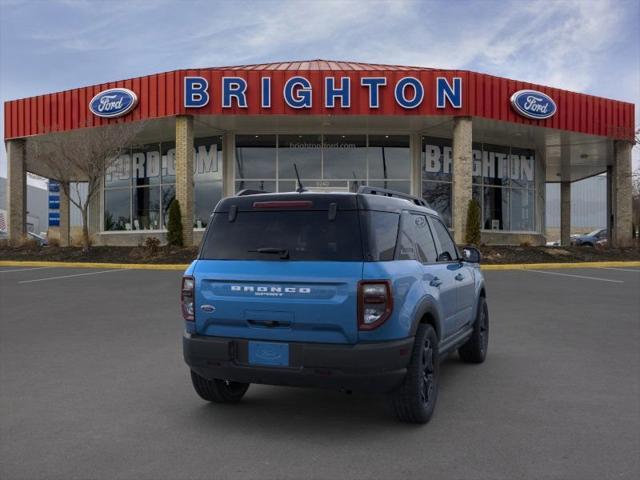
357, 186, 429, 207
235, 189, 270, 196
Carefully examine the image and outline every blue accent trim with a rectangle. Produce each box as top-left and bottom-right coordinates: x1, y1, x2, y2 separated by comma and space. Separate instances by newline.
184, 76, 209, 108
222, 77, 248, 108
360, 77, 387, 108
48, 182, 60, 193
48, 200, 60, 210
324, 77, 351, 108
283, 76, 312, 109
436, 77, 462, 108
394, 77, 424, 109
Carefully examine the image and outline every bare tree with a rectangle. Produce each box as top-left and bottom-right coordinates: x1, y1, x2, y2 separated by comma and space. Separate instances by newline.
27, 121, 144, 250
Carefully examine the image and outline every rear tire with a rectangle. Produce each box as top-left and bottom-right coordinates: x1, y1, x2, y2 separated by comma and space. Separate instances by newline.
391, 324, 439, 424
190, 370, 249, 403
458, 296, 489, 363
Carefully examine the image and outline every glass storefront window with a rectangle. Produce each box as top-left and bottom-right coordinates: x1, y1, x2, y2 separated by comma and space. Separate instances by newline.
132, 143, 161, 187
423, 137, 452, 183
322, 134, 367, 180
422, 181, 452, 227
161, 185, 175, 228
194, 136, 223, 228
482, 144, 511, 187
235, 135, 276, 180
161, 142, 176, 184
105, 154, 131, 188
104, 188, 131, 231
510, 189, 535, 231
483, 186, 509, 231
368, 135, 410, 180
278, 134, 322, 179
510, 147, 535, 189
132, 186, 160, 230
195, 181, 222, 228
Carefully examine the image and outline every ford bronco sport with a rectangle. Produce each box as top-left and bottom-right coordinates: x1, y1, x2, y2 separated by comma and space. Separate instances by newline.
182, 187, 488, 423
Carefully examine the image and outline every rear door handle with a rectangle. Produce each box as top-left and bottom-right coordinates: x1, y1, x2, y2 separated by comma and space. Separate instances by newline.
430, 277, 443, 287
455, 273, 464, 281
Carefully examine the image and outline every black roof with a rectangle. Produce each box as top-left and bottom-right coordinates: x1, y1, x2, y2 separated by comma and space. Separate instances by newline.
214, 190, 439, 216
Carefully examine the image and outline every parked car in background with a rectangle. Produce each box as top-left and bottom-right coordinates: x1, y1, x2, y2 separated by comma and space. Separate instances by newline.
571, 229, 607, 247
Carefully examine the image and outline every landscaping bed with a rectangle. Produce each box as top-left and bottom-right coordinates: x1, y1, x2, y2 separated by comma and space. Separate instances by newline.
1, 243, 638, 265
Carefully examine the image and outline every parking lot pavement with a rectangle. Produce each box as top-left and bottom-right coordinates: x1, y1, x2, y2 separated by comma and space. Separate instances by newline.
1, 266, 639, 480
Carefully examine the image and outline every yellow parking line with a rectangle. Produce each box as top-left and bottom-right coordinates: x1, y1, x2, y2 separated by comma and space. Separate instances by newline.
0, 259, 639, 271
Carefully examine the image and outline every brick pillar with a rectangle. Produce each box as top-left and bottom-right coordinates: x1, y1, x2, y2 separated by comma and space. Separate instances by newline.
175, 115, 194, 246
452, 117, 473, 244
59, 182, 70, 246
611, 141, 633, 247
6, 139, 27, 244
560, 181, 571, 246
222, 133, 235, 197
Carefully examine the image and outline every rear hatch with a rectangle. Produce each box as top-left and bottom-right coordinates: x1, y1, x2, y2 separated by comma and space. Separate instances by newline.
194, 194, 363, 344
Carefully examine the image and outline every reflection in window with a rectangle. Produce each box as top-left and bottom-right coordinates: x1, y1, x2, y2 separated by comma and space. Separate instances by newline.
132, 186, 160, 230
510, 189, 534, 231
194, 137, 223, 228
235, 135, 276, 180
195, 181, 222, 228
368, 135, 410, 180
278, 134, 322, 179
422, 181, 452, 227
132, 144, 161, 187
162, 185, 175, 228
104, 188, 131, 231
322, 135, 367, 179
484, 186, 509, 231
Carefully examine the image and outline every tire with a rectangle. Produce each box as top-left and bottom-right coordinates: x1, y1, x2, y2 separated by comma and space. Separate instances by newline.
190, 370, 250, 403
458, 296, 489, 363
391, 324, 439, 424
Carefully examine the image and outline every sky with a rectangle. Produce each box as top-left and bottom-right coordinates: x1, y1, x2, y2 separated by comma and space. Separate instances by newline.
0, 0, 639, 181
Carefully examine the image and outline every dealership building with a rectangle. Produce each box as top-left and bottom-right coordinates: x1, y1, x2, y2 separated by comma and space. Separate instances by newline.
3, 60, 635, 246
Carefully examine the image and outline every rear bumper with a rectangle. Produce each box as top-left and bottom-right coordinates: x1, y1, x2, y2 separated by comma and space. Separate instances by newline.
183, 334, 414, 393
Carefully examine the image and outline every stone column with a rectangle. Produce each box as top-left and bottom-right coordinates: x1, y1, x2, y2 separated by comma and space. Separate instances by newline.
222, 133, 235, 197
6, 139, 27, 244
611, 141, 633, 247
410, 133, 422, 197
560, 181, 571, 246
175, 115, 194, 246
452, 117, 473, 244
59, 182, 70, 247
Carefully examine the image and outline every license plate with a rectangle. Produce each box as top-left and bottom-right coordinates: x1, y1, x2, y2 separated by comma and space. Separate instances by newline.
248, 341, 289, 367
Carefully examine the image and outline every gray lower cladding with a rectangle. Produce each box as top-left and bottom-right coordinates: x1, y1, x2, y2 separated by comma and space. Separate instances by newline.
183, 334, 414, 393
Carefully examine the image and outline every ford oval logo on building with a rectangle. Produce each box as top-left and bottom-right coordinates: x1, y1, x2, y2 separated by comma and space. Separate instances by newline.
89, 88, 138, 118
510, 89, 556, 120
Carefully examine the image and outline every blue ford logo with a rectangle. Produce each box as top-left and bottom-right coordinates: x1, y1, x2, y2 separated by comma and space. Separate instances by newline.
510, 89, 556, 120
89, 88, 138, 118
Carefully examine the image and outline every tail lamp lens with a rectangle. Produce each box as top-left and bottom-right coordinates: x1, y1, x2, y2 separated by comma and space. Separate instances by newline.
181, 276, 195, 321
358, 281, 393, 330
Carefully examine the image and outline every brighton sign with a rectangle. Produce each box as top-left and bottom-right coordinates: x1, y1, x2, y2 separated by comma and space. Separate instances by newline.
510, 89, 557, 120
183, 75, 463, 110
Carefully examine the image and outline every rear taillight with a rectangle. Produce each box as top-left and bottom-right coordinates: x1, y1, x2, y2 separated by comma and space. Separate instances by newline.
181, 276, 195, 321
358, 280, 393, 330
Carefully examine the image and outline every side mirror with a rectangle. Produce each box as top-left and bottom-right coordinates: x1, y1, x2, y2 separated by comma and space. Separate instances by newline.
462, 246, 481, 264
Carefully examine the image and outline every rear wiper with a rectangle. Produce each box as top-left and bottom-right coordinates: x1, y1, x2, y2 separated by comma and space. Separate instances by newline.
248, 247, 290, 259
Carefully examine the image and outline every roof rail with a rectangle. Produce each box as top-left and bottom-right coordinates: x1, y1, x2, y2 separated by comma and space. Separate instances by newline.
357, 186, 429, 207
235, 189, 270, 196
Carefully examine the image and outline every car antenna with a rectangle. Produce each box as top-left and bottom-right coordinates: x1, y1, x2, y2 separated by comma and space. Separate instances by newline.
293, 163, 307, 193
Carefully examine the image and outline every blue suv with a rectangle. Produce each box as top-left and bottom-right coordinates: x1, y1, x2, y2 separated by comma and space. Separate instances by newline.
182, 187, 488, 423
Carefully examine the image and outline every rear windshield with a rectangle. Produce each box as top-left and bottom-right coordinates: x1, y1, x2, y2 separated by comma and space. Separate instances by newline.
200, 211, 363, 261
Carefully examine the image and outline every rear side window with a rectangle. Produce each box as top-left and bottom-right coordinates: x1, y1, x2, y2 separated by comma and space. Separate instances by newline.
429, 217, 458, 261
363, 211, 399, 261
397, 213, 438, 263
200, 211, 363, 261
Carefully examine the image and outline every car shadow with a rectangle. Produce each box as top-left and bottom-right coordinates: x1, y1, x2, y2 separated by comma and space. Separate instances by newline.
182, 354, 477, 437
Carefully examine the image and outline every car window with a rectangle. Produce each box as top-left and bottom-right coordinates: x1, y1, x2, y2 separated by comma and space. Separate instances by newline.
396, 214, 417, 261
201, 211, 363, 261
410, 214, 438, 263
363, 211, 399, 261
429, 217, 458, 262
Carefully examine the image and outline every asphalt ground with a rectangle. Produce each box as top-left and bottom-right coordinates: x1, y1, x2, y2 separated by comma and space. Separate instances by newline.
0, 265, 639, 480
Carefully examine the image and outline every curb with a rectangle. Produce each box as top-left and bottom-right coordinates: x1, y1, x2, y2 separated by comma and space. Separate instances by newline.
0, 260, 189, 270
1, 260, 639, 271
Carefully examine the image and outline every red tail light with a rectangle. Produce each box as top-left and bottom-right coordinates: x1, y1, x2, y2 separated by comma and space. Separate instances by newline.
181, 276, 195, 321
358, 280, 393, 330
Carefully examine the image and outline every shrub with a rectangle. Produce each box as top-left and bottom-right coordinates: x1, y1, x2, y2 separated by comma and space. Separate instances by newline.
48, 237, 60, 248
166, 199, 183, 247
144, 236, 161, 256
465, 199, 482, 245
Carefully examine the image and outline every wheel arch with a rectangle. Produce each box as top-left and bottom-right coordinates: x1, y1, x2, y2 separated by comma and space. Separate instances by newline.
410, 298, 442, 340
